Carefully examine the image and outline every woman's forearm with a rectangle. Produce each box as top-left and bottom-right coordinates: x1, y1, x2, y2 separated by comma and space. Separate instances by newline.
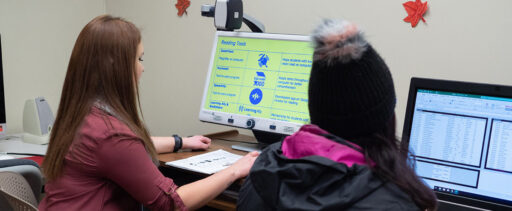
175, 167, 239, 210
174, 151, 258, 210
151, 136, 174, 153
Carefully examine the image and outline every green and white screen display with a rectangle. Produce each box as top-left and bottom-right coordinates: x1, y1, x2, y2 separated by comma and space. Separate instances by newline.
200, 32, 313, 134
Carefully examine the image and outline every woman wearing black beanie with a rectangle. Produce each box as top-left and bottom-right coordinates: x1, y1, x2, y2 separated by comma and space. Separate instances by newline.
238, 19, 437, 210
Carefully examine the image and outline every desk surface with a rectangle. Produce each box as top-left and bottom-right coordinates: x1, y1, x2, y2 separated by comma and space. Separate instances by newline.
158, 130, 255, 164
0, 135, 47, 156
157, 130, 256, 211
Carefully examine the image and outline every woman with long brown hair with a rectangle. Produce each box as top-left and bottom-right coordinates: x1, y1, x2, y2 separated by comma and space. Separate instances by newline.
39, 15, 258, 211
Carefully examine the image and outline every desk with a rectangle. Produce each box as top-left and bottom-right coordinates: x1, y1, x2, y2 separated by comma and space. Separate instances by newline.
157, 130, 256, 211
0, 135, 47, 157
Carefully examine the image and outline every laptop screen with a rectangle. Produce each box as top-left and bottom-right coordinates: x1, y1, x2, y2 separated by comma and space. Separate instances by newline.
406, 82, 512, 207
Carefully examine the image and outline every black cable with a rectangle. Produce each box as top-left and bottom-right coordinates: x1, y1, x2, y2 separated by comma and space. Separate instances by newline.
6, 152, 44, 157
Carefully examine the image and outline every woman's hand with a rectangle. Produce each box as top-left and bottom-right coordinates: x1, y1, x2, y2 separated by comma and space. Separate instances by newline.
181, 135, 211, 150
228, 151, 259, 179
175, 150, 259, 210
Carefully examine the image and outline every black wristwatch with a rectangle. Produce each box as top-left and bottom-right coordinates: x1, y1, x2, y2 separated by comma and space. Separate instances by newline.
172, 134, 183, 152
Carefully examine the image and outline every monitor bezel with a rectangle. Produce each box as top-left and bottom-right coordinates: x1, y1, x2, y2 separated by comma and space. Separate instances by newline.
0, 33, 6, 137
401, 77, 512, 210
198, 31, 312, 135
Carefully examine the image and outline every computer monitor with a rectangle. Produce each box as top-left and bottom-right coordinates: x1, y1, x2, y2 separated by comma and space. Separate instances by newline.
402, 77, 512, 210
199, 31, 313, 147
0, 34, 6, 138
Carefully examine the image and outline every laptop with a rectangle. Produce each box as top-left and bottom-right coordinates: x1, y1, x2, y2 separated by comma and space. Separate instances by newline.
401, 77, 512, 210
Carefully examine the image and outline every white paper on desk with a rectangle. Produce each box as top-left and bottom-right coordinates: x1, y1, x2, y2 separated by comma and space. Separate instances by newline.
165, 150, 243, 175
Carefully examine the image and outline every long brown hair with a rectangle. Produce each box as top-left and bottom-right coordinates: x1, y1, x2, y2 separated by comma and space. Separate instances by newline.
42, 15, 156, 181
352, 114, 438, 210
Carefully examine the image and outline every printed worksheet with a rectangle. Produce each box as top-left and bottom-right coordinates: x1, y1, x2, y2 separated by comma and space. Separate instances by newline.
165, 150, 243, 174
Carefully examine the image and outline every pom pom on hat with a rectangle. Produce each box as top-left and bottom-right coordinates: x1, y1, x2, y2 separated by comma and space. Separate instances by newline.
312, 19, 368, 64
308, 19, 396, 139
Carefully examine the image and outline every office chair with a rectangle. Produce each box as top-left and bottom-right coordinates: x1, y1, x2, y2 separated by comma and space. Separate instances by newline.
0, 159, 42, 211
0, 171, 38, 211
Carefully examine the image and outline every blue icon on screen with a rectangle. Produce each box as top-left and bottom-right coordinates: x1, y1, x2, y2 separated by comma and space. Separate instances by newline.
258, 54, 269, 68
254, 71, 266, 87
249, 88, 263, 105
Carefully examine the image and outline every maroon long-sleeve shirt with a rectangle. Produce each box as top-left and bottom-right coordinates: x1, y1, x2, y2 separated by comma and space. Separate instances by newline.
39, 107, 186, 211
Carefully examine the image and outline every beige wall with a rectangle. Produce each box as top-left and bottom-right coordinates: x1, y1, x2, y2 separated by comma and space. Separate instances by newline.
0, 0, 106, 134
106, 0, 512, 137
105, 0, 236, 136
2, 0, 512, 137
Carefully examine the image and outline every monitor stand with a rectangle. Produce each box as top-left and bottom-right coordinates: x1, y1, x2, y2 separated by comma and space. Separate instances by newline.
231, 129, 287, 152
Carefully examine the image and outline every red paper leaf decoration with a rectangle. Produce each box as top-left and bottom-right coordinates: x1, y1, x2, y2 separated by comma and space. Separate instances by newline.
175, 0, 190, 17
403, 0, 428, 27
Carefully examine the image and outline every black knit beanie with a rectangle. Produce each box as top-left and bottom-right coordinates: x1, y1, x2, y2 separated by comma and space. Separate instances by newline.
308, 19, 396, 140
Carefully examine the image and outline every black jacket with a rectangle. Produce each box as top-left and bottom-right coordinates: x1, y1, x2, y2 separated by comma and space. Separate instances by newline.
237, 142, 420, 211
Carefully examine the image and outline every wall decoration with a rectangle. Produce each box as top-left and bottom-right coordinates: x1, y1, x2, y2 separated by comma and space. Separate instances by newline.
175, 0, 190, 16
403, 0, 428, 27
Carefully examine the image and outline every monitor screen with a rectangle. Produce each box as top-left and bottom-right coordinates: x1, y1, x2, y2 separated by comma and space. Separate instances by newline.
199, 31, 313, 135
0, 34, 6, 137
402, 78, 512, 209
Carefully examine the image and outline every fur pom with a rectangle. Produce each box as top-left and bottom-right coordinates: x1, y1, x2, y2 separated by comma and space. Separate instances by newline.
312, 19, 368, 64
